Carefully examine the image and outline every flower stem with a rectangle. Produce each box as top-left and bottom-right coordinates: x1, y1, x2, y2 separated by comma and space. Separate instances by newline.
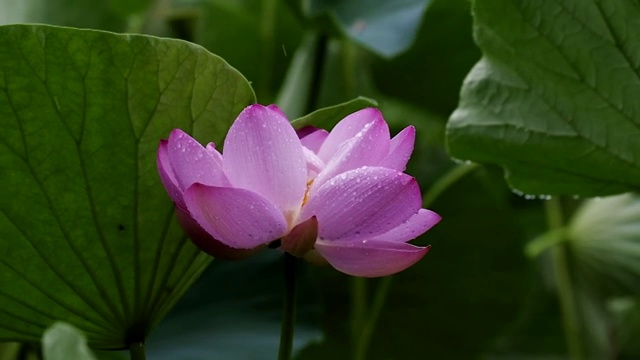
546, 197, 583, 360
278, 252, 298, 360
350, 277, 367, 351
129, 342, 146, 360
422, 163, 479, 206
341, 38, 359, 99
353, 276, 392, 360
352, 163, 480, 359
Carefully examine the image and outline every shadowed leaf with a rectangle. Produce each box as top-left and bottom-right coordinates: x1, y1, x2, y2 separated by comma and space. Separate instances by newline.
0, 24, 255, 349
447, 0, 640, 196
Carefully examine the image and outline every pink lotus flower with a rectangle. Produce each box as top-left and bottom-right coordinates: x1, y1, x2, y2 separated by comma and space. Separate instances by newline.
157, 104, 440, 277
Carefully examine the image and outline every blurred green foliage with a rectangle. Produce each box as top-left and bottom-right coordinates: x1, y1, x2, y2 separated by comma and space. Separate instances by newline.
1, 0, 640, 359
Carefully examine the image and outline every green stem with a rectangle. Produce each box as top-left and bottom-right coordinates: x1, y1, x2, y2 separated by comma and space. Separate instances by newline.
350, 277, 367, 354
341, 39, 358, 99
353, 276, 392, 360
274, 32, 320, 119
129, 342, 146, 360
422, 163, 479, 206
278, 252, 298, 360
352, 163, 481, 359
306, 34, 328, 113
546, 198, 583, 360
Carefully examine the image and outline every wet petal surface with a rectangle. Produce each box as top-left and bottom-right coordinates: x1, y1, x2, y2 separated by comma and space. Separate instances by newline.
316, 239, 430, 277
184, 184, 288, 249
301, 167, 422, 243
223, 105, 307, 217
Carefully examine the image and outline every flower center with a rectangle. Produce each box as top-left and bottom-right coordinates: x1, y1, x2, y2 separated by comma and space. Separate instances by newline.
301, 179, 314, 207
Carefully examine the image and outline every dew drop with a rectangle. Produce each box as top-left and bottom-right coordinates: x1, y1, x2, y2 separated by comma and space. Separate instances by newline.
511, 188, 525, 197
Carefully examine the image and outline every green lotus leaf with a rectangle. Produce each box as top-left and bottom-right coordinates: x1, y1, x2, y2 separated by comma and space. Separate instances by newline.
0, 24, 255, 349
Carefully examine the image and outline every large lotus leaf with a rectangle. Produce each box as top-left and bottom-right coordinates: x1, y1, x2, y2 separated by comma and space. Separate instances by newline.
0, 24, 255, 349
447, 0, 640, 196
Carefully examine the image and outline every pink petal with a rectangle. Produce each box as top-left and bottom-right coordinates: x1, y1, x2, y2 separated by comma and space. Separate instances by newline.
315, 239, 430, 277
379, 126, 415, 171
267, 104, 287, 119
167, 129, 229, 191
157, 140, 184, 207
174, 206, 258, 260
317, 108, 386, 162
223, 105, 307, 220
183, 184, 288, 249
311, 116, 391, 192
205, 142, 224, 165
301, 167, 422, 243
370, 209, 441, 243
297, 126, 319, 138
299, 127, 329, 153
302, 147, 325, 179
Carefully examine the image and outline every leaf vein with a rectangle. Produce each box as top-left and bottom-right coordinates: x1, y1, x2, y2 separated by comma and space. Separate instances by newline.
0, 209, 116, 330
515, 1, 640, 132
76, 86, 131, 324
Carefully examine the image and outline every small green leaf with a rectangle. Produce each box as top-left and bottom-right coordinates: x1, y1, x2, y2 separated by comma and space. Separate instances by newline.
446, 0, 640, 196
42, 323, 97, 360
0, 24, 255, 348
290, 97, 378, 129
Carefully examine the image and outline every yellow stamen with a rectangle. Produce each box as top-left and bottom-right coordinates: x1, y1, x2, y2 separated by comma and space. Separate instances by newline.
302, 179, 314, 206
